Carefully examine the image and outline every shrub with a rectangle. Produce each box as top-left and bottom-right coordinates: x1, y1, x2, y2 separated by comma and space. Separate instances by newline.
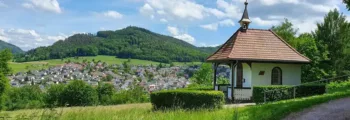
45, 84, 66, 107
150, 90, 224, 110
110, 86, 149, 105
5, 85, 45, 110
327, 80, 350, 93
62, 80, 98, 106
253, 84, 326, 104
96, 83, 115, 105
184, 84, 213, 91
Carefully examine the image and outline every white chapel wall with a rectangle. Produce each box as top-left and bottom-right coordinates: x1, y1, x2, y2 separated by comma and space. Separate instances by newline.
251, 63, 302, 86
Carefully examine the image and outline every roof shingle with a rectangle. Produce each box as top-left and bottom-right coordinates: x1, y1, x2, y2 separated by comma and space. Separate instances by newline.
207, 29, 310, 63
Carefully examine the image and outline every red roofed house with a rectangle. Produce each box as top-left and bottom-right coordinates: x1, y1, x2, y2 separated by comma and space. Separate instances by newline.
207, 1, 310, 101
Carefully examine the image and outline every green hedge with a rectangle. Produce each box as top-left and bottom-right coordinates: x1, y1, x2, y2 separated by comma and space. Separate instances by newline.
183, 85, 213, 91
150, 90, 224, 110
253, 85, 292, 104
253, 84, 326, 104
295, 84, 326, 97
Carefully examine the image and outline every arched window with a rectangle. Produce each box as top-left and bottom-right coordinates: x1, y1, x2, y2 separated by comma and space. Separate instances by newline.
271, 67, 282, 85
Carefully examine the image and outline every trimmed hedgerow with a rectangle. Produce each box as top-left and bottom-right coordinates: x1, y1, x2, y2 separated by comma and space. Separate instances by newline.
253, 84, 326, 104
183, 85, 213, 91
253, 86, 292, 104
295, 84, 326, 97
150, 90, 224, 110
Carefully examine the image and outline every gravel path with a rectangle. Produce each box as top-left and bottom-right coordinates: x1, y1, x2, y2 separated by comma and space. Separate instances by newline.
284, 97, 350, 120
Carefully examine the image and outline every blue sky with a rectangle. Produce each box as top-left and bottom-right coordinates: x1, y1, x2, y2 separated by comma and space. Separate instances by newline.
0, 0, 349, 51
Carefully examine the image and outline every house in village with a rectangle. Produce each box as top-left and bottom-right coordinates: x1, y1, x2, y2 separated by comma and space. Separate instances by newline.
207, 1, 310, 101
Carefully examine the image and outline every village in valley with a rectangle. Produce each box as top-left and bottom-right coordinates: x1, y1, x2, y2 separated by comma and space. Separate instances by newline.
9, 61, 194, 92
8, 60, 231, 92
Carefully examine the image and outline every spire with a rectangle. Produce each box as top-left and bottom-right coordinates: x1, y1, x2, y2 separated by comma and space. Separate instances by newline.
239, 0, 251, 31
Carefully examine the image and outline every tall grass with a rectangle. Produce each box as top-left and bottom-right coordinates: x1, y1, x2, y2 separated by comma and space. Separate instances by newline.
0, 103, 235, 120
2, 81, 350, 120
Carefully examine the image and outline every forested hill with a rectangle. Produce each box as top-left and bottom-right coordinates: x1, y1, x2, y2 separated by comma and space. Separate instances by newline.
14, 26, 217, 63
0, 40, 23, 54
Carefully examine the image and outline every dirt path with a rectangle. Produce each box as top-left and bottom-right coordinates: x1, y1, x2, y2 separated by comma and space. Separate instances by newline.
284, 97, 350, 120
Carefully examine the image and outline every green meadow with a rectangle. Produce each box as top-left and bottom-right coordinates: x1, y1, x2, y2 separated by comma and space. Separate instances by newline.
2, 80, 350, 120
9, 55, 202, 73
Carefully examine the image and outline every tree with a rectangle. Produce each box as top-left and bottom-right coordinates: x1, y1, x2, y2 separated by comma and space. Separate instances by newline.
345, 0, 350, 10
62, 80, 98, 106
190, 63, 213, 85
271, 19, 298, 46
313, 9, 350, 76
0, 49, 13, 75
45, 84, 66, 107
97, 83, 115, 105
102, 74, 114, 82
272, 20, 327, 82
217, 76, 229, 84
0, 73, 9, 110
5, 85, 44, 110
296, 33, 326, 82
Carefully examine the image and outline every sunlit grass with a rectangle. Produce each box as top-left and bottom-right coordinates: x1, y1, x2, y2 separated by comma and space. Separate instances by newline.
1, 89, 350, 120
0, 103, 235, 120
9, 55, 203, 73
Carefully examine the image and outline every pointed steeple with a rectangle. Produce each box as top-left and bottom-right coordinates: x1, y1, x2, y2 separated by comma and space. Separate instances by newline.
239, 0, 251, 31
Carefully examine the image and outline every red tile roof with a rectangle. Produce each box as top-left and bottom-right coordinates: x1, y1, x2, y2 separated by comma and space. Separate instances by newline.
207, 29, 310, 63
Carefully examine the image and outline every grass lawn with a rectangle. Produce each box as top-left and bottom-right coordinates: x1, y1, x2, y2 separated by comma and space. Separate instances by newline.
0, 103, 235, 120
9, 55, 203, 73
1, 89, 350, 120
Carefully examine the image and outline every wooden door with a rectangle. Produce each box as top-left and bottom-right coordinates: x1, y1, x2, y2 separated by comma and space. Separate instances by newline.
236, 63, 243, 88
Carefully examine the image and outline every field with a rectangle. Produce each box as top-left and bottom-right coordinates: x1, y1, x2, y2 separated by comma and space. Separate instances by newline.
9, 55, 202, 73
2, 80, 350, 120
0, 103, 235, 120
1, 90, 350, 120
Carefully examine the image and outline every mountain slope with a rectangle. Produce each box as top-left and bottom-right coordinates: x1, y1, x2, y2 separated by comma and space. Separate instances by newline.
15, 26, 213, 63
0, 40, 24, 54
198, 46, 221, 54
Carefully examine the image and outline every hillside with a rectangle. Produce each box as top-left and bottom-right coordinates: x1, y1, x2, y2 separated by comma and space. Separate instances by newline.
14, 26, 215, 63
0, 40, 23, 54
198, 46, 220, 54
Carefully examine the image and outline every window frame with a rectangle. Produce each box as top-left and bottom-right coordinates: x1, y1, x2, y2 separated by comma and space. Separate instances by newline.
271, 67, 282, 85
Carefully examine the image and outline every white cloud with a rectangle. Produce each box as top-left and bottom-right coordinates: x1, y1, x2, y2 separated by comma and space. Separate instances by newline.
160, 18, 168, 23
167, 26, 195, 44
307, 3, 338, 13
157, 10, 166, 15
22, 0, 62, 13
259, 0, 300, 6
251, 17, 279, 26
141, 0, 226, 21
174, 34, 195, 44
140, 3, 154, 17
200, 24, 218, 31
0, 29, 9, 42
206, 8, 226, 18
346, 15, 350, 22
291, 17, 323, 34
199, 43, 219, 47
167, 26, 179, 35
200, 19, 235, 31
0, 28, 68, 50
101, 11, 123, 19
216, 0, 241, 19
22, 3, 34, 9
